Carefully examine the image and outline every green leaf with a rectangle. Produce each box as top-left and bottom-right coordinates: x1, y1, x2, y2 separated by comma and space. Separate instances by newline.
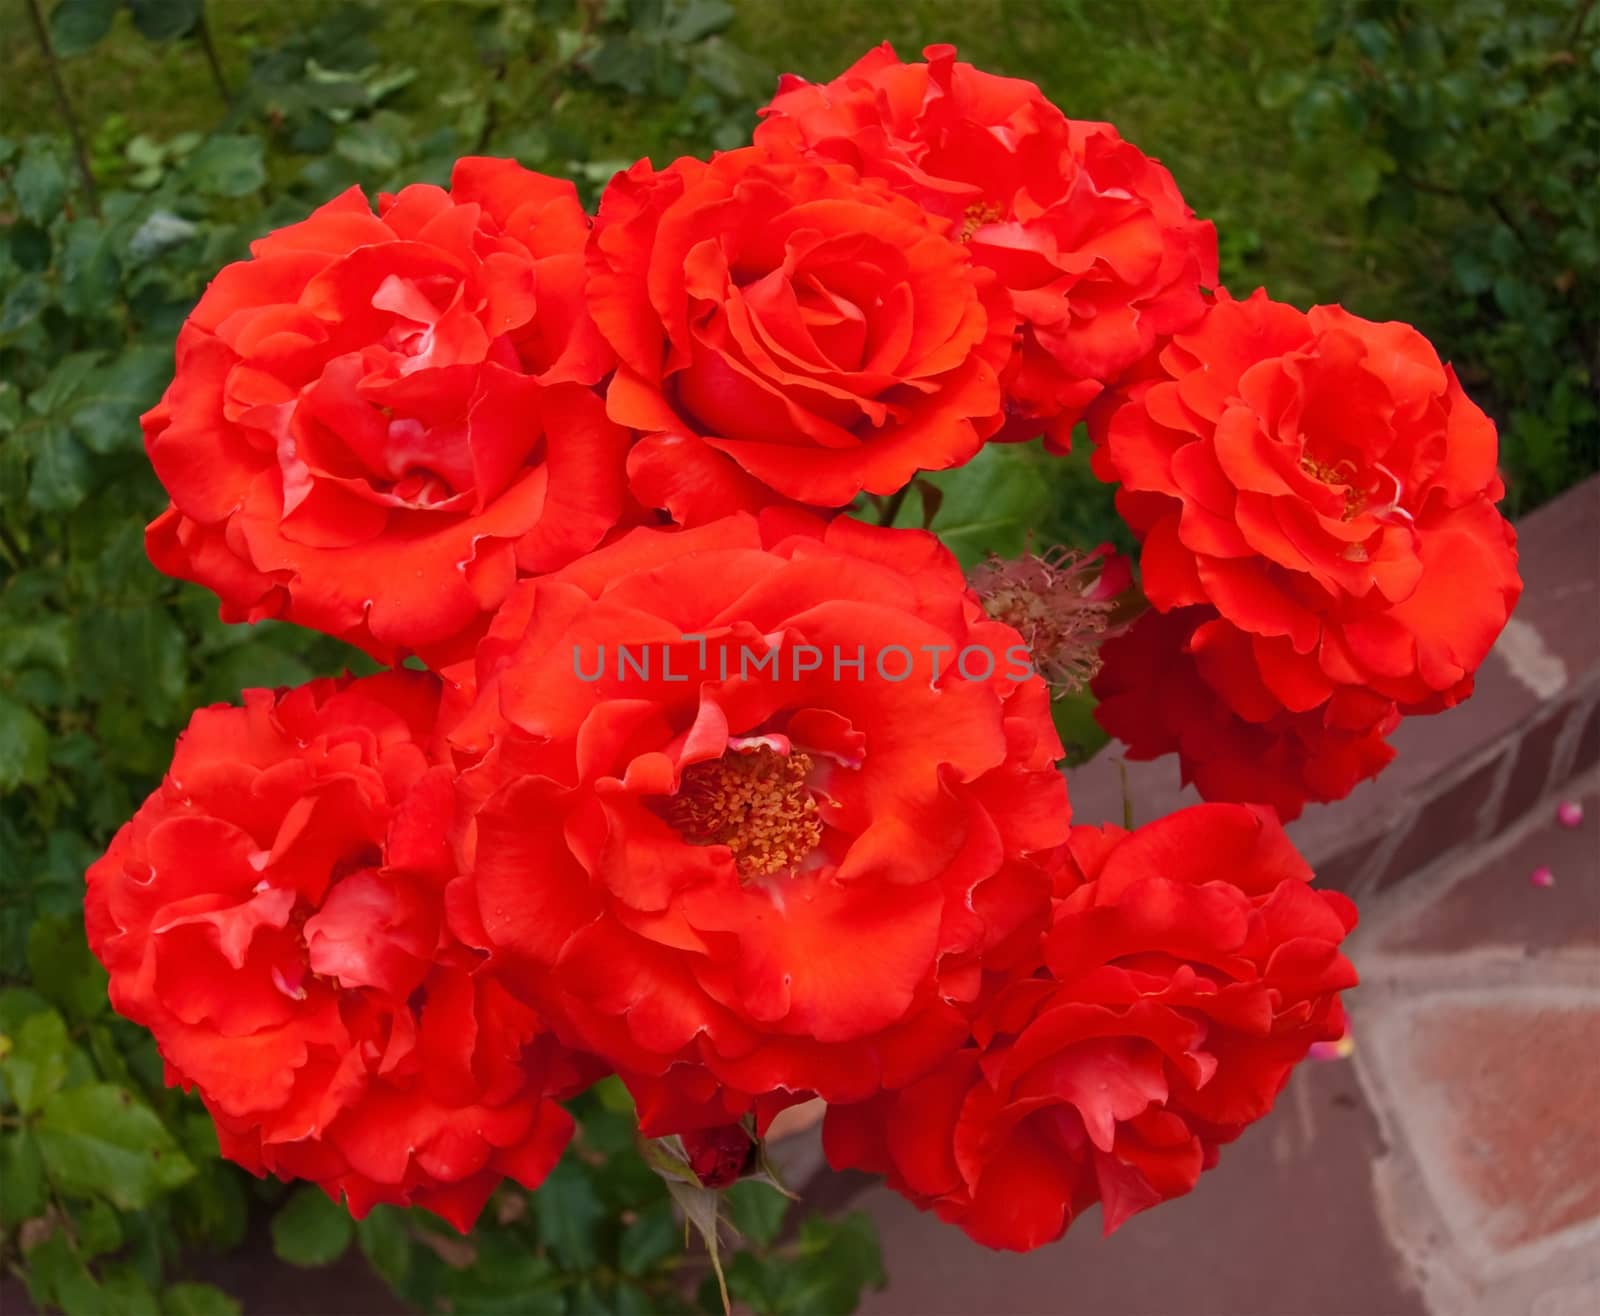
0, 988, 53, 1033
0, 1009, 71, 1114
35, 1083, 196, 1208
667, 0, 735, 43
271, 1185, 354, 1267
126, 0, 201, 41
186, 624, 301, 687
532, 1155, 605, 1270
739, 1211, 884, 1315
592, 1073, 637, 1115
27, 428, 93, 512
22, 1230, 100, 1316
354, 1204, 411, 1288
0, 692, 50, 791
0, 1130, 48, 1226
183, 134, 267, 197
13, 151, 68, 225
582, 37, 656, 95
48, 0, 118, 56
440, 1234, 562, 1315
79, 607, 187, 722
164, 1283, 244, 1316
895, 441, 1058, 568
606, 1282, 657, 1316
618, 1200, 678, 1276
97, 1264, 160, 1316
728, 1212, 884, 1314
76, 1195, 124, 1259
172, 1158, 250, 1252
69, 346, 171, 455
724, 1179, 788, 1246
27, 350, 101, 416
0, 275, 50, 336
28, 913, 109, 1021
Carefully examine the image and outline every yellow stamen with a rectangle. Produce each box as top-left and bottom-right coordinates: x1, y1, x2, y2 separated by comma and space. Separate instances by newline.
666, 746, 822, 880
1298, 455, 1365, 520
959, 201, 1005, 242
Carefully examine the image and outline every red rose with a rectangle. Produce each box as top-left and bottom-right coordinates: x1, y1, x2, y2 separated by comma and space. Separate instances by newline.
443, 512, 1070, 1133
1089, 289, 1520, 809
586, 145, 1014, 522
757, 43, 1218, 447
1094, 607, 1401, 820
825, 804, 1355, 1250
144, 158, 629, 665
83, 674, 587, 1231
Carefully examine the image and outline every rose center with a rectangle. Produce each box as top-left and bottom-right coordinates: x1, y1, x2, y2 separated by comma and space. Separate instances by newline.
960, 201, 1005, 241
665, 746, 823, 880
1298, 454, 1367, 520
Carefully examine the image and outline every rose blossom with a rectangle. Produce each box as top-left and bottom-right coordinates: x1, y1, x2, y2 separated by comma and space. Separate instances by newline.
586, 144, 1014, 521
84, 674, 589, 1231
144, 158, 629, 665
757, 43, 1218, 446
442, 511, 1070, 1133
825, 804, 1356, 1249
1089, 288, 1521, 814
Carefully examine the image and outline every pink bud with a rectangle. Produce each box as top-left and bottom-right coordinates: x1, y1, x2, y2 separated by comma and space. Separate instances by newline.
1556, 800, 1583, 829
1529, 866, 1555, 888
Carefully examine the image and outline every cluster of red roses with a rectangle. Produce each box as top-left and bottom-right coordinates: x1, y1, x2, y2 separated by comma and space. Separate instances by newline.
86, 45, 1517, 1250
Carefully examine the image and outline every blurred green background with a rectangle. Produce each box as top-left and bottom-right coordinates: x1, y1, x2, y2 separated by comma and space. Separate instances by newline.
1, 1, 1595, 1313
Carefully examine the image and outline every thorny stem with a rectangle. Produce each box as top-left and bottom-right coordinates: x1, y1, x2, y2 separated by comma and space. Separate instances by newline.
22, 0, 100, 216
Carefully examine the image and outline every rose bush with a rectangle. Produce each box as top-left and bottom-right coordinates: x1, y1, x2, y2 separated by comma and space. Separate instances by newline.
824, 803, 1356, 1249
144, 158, 629, 666
757, 43, 1219, 447
587, 144, 1014, 521
442, 512, 1069, 1132
41, 29, 1531, 1295
83, 674, 588, 1231
1090, 289, 1521, 816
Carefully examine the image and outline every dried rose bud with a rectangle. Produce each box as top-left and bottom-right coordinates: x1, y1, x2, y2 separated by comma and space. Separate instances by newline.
680, 1124, 758, 1189
970, 544, 1130, 693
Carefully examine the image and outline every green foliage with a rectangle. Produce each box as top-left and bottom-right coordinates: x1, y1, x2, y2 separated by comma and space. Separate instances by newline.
1, 4, 884, 1311
3, 0, 1588, 1309
718, 1211, 885, 1315
1281, 0, 1599, 511
892, 439, 1127, 569
270, 1186, 355, 1268
34, 1083, 196, 1208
